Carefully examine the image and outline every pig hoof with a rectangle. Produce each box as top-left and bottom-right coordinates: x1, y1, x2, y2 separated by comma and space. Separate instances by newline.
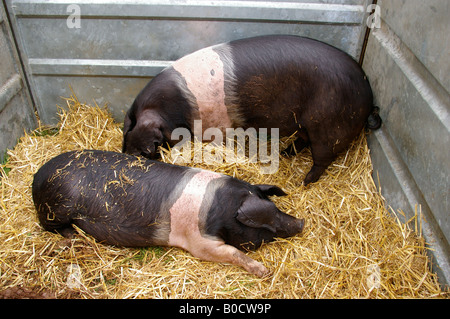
250, 263, 271, 278
259, 268, 271, 278
303, 174, 317, 186
303, 165, 327, 185
58, 227, 76, 238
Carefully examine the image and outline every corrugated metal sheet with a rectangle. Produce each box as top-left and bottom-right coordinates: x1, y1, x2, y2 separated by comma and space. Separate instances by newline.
5, 0, 371, 124
363, 0, 449, 285
0, 2, 36, 162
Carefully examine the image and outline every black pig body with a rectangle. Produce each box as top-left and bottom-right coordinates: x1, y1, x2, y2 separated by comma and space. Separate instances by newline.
32, 150, 304, 277
123, 35, 381, 185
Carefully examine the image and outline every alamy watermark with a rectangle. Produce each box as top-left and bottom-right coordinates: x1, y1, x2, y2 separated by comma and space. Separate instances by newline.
66, 3, 381, 30
170, 120, 280, 174
67, 4, 81, 29
366, 4, 381, 29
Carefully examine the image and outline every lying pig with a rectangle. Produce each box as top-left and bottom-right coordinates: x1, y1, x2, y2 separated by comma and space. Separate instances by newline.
32, 150, 304, 277
123, 34, 381, 185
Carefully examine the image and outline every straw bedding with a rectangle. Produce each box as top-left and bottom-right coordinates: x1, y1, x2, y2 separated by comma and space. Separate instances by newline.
0, 94, 447, 299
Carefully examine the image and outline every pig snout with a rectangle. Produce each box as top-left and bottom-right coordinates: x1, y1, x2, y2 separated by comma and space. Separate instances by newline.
277, 216, 305, 238
124, 125, 164, 158
123, 110, 166, 158
140, 140, 161, 158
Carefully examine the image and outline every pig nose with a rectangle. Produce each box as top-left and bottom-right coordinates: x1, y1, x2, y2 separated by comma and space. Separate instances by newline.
140, 142, 160, 159
140, 147, 153, 158
298, 218, 305, 233
153, 141, 161, 152
141, 150, 157, 159
140, 150, 150, 158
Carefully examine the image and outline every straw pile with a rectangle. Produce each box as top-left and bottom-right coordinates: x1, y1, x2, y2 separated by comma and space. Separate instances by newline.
0, 94, 447, 299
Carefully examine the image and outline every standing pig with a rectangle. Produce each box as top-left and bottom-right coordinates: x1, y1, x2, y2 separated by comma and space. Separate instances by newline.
122, 35, 381, 185
32, 150, 304, 277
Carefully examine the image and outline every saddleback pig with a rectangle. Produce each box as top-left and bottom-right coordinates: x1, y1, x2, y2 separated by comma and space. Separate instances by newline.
123, 35, 381, 185
32, 150, 304, 277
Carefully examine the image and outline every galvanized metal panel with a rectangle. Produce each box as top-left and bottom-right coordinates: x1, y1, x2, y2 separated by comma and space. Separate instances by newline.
0, 2, 36, 162
377, 0, 449, 91
32, 76, 151, 122
6, 0, 370, 124
363, 0, 449, 285
11, 0, 365, 24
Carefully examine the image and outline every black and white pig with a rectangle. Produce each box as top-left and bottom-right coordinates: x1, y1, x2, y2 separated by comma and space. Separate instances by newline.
122, 35, 381, 185
32, 150, 304, 277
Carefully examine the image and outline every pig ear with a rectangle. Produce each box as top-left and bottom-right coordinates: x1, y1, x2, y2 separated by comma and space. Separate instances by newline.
122, 110, 136, 153
123, 114, 132, 137
255, 184, 287, 197
123, 108, 136, 137
236, 196, 277, 233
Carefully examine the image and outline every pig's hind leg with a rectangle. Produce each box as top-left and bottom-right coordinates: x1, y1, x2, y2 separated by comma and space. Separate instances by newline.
188, 237, 270, 278
304, 141, 336, 185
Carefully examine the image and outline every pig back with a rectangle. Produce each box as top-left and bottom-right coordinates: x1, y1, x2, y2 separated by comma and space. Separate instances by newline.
231, 35, 373, 134
32, 150, 188, 246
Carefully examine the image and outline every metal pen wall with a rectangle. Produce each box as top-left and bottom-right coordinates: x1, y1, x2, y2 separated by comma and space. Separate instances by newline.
4, 0, 370, 124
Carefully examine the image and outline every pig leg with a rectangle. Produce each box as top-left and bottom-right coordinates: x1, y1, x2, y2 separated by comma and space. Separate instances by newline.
187, 238, 270, 278
304, 165, 328, 185
304, 142, 335, 185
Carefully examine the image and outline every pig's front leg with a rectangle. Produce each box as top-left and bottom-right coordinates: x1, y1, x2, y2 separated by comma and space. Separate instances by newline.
188, 238, 270, 278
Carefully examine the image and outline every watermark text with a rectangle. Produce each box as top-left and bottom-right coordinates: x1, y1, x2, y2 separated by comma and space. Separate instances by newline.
171, 120, 280, 174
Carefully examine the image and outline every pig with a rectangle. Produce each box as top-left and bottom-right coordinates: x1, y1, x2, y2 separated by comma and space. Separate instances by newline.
32, 150, 304, 277
122, 34, 382, 185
